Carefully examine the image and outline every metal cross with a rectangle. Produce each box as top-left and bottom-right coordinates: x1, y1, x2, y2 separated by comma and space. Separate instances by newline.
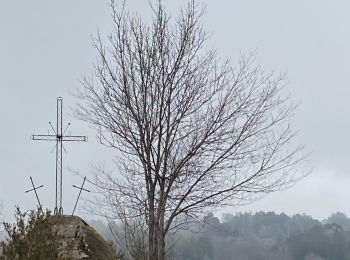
25, 176, 44, 211
72, 176, 90, 216
32, 97, 87, 215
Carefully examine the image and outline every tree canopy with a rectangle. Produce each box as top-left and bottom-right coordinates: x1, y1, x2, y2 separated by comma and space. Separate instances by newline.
76, 1, 305, 258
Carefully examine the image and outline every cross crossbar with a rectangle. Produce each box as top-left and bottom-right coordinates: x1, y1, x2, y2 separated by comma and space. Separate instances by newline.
32, 135, 57, 141
25, 185, 44, 193
72, 184, 90, 193
32, 135, 87, 142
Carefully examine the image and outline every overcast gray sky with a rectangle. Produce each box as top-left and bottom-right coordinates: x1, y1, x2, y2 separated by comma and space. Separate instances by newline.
1, 0, 349, 221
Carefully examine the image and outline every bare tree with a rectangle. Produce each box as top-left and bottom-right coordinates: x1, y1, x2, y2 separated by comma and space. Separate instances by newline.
108, 210, 148, 259
76, 1, 305, 259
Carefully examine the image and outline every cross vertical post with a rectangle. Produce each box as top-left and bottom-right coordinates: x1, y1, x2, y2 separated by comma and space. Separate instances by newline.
32, 97, 87, 215
56, 97, 63, 215
72, 176, 90, 216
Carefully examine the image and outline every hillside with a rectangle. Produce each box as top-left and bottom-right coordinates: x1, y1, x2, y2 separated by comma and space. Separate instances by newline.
91, 211, 350, 260
0, 211, 120, 260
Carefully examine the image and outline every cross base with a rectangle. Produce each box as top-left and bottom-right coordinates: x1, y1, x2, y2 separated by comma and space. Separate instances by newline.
54, 207, 64, 215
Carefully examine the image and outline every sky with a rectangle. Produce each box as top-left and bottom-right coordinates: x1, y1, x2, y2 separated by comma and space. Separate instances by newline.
0, 0, 350, 222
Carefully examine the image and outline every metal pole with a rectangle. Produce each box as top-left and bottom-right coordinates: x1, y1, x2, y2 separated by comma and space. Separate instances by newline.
72, 177, 90, 215
30, 176, 42, 209
25, 176, 44, 211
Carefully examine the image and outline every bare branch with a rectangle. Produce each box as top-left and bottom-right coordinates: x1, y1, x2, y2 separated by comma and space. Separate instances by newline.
75, 1, 306, 259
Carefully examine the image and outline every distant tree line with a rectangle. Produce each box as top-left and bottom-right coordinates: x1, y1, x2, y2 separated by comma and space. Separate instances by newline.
91, 211, 350, 260
1, 210, 350, 259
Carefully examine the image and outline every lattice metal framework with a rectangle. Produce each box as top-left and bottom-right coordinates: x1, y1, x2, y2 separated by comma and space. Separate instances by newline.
32, 97, 87, 215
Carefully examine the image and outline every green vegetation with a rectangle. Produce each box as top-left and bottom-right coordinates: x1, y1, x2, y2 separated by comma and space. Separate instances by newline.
1, 208, 122, 260
1, 207, 58, 260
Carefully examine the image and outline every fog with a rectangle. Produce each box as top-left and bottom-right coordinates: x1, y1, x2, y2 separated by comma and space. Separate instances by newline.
1, 0, 350, 222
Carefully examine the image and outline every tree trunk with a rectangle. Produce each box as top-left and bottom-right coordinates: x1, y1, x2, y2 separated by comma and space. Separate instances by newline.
158, 207, 166, 260
148, 197, 158, 260
148, 214, 166, 260
158, 231, 166, 260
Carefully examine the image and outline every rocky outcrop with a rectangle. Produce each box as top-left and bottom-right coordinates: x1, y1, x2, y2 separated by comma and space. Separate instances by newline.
49, 215, 118, 260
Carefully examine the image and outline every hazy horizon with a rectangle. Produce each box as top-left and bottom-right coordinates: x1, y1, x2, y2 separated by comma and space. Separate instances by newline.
1, 0, 350, 222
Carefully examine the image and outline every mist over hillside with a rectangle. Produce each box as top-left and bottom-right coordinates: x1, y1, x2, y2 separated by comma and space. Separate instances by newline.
91, 211, 350, 260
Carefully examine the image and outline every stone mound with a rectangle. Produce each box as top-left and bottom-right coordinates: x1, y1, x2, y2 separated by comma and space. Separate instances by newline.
49, 215, 118, 260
